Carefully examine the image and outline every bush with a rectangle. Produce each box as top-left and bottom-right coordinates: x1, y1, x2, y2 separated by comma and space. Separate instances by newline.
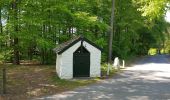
101, 63, 118, 76
0, 50, 13, 64
148, 48, 157, 55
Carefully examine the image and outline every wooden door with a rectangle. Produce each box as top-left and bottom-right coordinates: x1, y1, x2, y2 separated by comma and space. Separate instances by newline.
73, 46, 90, 77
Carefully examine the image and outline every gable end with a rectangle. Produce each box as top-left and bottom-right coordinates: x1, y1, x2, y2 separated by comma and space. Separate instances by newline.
55, 36, 102, 54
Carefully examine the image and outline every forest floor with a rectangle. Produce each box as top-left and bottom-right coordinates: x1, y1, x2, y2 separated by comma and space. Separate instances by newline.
0, 64, 99, 100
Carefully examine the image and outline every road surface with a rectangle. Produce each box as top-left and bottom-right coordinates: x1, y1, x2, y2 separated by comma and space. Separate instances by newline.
35, 55, 170, 100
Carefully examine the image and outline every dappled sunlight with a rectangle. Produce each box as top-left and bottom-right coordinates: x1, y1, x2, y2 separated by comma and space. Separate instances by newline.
35, 55, 170, 100
126, 96, 149, 100
27, 88, 43, 96
126, 63, 170, 71
44, 92, 79, 99
154, 72, 170, 78
124, 56, 170, 82
138, 71, 170, 81
36, 69, 170, 100
38, 84, 57, 88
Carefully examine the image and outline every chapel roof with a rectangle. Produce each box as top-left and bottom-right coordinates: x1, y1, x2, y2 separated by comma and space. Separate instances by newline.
53, 35, 102, 54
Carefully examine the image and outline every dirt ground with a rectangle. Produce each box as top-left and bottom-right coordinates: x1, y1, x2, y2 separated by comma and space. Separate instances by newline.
0, 64, 97, 100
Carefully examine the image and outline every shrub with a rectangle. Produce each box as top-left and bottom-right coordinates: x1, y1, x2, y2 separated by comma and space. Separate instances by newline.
101, 63, 118, 76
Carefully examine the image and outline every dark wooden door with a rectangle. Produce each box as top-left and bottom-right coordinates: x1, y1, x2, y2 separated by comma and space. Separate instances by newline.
73, 46, 90, 77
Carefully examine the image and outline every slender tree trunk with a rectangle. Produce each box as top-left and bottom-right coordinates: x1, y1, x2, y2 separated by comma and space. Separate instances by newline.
12, 0, 20, 65
0, 6, 2, 34
0, 6, 3, 48
41, 48, 45, 64
13, 38, 20, 64
107, 0, 115, 75
41, 24, 46, 64
58, 24, 61, 43
108, 0, 115, 63
68, 26, 72, 37
28, 46, 33, 60
2, 68, 6, 94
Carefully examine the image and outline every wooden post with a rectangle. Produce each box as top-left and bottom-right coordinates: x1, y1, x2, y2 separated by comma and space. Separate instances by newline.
107, 63, 111, 75
2, 68, 6, 94
123, 60, 125, 68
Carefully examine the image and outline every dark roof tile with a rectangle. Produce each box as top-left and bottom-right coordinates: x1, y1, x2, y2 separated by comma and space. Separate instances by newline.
53, 35, 102, 54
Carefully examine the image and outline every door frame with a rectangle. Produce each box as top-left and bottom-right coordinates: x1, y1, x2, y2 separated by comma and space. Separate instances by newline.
73, 45, 90, 77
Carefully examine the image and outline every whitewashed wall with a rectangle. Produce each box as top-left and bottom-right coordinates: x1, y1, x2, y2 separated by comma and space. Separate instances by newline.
83, 41, 101, 77
56, 41, 81, 79
56, 54, 62, 77
56, 40, 101, 79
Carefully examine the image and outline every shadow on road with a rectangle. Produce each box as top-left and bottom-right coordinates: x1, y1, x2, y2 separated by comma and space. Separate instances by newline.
35, 55, 170, 100
36, 70, 170, 100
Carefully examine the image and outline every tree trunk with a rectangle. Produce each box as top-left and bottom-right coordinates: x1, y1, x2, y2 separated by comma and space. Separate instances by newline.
28, 46, 33, 60
41, 48, 45, 64
13, 38, 20, 64
2, 68, 6, 94
41, 24, 46, 64
12, 0, 20, 65
108, 0, 115, 63
0, 6, 2, 34
107, 0, 115, 75
0, 6, 3, 48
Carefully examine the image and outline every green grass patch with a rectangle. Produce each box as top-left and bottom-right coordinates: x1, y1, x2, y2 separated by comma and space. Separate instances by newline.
50, 76, 97, 89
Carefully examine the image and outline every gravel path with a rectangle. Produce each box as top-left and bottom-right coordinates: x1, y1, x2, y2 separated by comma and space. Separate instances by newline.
35, 55, 170, 100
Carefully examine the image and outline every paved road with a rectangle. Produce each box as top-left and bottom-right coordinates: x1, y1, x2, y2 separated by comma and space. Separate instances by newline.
36, 55, 170, 100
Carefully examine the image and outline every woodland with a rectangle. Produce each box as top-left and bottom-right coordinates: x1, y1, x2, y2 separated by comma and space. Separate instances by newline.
0, 0, 170, 65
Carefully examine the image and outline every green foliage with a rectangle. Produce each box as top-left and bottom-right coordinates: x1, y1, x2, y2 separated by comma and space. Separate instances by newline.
59, 35, 70, 43
101, 63, 118, 76
148, 48, 157, 55
164, 39, 170, 54
0, 0, 169, 64
0, 49, 12, 63
133, 0, 168, 20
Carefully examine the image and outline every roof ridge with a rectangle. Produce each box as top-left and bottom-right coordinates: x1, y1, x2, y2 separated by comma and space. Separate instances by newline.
53, 35, 102, 54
